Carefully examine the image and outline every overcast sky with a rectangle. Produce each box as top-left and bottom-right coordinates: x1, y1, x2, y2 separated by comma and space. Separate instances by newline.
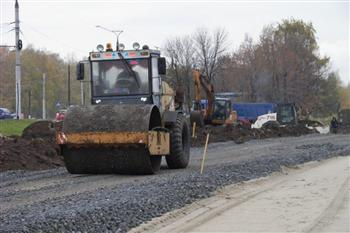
1, 0, 349, 84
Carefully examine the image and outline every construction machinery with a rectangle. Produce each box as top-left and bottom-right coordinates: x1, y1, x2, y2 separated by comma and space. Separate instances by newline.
338, 109, 350, 126
190, 70, 236, 126
251, 103, 298, 129
337, 108, 350, 133
276, 103, 298, 126
56, 43, 190, 174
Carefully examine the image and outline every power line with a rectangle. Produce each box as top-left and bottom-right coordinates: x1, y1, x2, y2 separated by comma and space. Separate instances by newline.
0, 25, 12, 29
0, 28, 14, 35
21, 21, 86, 55
0, 21, 14, 26
19, 29, 29, 45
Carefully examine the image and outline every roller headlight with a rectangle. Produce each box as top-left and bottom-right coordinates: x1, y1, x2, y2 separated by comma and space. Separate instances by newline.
133, 42, 140, 50
96, 44, 104, 52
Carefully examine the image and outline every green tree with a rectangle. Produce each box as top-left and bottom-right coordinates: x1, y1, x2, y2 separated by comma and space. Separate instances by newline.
338, 83, 350, 110
316, 72, 341, 116
0, 45, 81, 119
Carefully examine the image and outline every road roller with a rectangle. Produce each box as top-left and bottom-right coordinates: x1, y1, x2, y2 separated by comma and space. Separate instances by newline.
56, 42, 190, 174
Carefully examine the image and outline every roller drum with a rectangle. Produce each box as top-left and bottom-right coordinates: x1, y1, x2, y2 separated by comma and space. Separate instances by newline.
61, 104, 162, 174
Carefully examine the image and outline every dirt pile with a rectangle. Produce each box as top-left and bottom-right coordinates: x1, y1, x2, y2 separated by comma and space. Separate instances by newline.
22, 120, 57, 142
0, 120, 64, 172
0, 136, 63, 171
192, 124, 315, 147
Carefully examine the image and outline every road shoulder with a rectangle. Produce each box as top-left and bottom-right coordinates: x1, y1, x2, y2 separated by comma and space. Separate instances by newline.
130, 156, 349, 233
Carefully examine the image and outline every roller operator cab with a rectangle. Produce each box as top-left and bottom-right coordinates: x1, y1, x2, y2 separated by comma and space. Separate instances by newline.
58, 43, 190, 175
77, 47, 169, 109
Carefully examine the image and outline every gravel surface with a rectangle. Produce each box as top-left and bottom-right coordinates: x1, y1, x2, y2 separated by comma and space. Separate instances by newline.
0, 134, 349, 232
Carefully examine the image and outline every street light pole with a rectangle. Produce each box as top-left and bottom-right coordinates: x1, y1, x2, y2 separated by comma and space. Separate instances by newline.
68, 65, 71, 106
28, 90, 31, 119
95, 25, 123, 51
42, 73, 46, 119
80, 81, 84, 106
116, 32, 121, 51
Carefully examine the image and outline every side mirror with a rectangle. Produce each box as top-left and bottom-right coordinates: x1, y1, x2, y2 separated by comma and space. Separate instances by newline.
158, 57, 166, 75
76, 62, 84, 80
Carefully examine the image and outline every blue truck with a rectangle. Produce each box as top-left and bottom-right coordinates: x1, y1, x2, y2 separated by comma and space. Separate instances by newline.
195, 100, 297, 126
232, 103, 276, 122
233, 102, 298, 126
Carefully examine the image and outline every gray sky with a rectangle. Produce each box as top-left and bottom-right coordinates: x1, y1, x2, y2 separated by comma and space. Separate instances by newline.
1, 0, 349, 84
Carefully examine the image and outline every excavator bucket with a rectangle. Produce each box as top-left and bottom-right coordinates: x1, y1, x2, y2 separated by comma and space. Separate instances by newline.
57, 104, 169, 174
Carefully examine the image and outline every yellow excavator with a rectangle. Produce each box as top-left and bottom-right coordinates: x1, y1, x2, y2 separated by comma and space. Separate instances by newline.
190, 70, 237, 126
56, 43, 190, 175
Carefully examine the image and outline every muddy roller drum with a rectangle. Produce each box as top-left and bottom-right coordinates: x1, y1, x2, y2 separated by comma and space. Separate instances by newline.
59, 104, 165, 174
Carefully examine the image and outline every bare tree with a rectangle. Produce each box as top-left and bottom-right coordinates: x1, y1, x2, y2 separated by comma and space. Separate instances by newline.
193, 27, 228, 82
231, 34, 260, 101
164, 36, 196, 105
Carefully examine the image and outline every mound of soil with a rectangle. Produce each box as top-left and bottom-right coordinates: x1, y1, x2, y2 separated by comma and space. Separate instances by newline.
22, 120, 56, 142
192, 124, 315, 147
0, 136, 63, 171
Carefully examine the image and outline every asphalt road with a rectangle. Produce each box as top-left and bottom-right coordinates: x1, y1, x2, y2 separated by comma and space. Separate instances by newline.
1, 133, 349, 232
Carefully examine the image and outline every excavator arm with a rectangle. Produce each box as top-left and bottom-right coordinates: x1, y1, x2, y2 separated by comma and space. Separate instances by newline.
192, 70, 215, 121
191, 70, 236, 126
193, 70, 202, 110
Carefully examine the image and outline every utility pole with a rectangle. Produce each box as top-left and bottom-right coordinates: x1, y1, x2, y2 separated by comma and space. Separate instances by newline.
80, 81, 84, 106
42, 73, 46, 119
15, 0, 22, 119
67, 65, 71, 106
28, 90, 31, 119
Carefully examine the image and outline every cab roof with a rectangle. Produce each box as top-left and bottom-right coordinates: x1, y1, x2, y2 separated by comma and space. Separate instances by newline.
90, 49, 160, 61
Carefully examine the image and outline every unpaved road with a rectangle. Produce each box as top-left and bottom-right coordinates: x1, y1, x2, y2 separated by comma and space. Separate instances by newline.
132, 156, 349, 233
1, 133, 350, 232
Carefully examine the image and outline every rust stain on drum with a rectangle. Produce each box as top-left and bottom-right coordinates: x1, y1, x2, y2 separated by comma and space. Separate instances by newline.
58, 132, 148, 145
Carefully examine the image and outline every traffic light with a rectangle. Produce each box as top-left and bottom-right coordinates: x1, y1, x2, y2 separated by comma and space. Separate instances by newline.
17, 39, 22, 50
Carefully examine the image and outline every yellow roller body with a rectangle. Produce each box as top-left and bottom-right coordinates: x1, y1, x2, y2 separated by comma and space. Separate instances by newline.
57, 131, 169, 155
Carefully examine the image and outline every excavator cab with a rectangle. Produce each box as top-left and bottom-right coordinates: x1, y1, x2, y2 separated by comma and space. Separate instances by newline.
57, 43, 190, 175
211, 98, 236, 125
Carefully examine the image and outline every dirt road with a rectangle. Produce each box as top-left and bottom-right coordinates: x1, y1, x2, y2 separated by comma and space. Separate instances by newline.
1, 133, 349, 232
132, 156, 349, 233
